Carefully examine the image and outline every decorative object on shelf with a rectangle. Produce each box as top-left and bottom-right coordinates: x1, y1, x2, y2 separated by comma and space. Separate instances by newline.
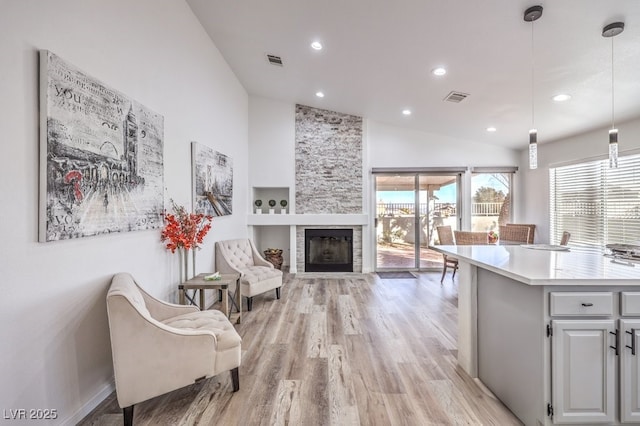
38, 50, 164, 242
161, 199, 213, 283
203, 272, 221, 281
263, 248, 284, 270
488, 230, 499, 244
523, 5, 543, 170
280, 199, 288, 214
602, 21, 624, 168
192, 142, 233, 216
254, 199, 263, 214
268, 199, 276, 214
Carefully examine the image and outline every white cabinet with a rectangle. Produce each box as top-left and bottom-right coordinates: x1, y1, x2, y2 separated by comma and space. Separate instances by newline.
551, 320, 617, 424
550, 292, 614, 316
621, 320, 640, 423
549, 291, 640, 425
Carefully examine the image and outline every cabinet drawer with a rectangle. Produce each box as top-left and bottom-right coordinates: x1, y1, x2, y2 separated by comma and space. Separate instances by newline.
550, 292, 614, 316
621, 292, 640, 316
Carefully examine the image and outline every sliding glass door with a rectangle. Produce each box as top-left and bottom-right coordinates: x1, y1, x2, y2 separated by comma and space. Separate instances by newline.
375, 172, 460, 270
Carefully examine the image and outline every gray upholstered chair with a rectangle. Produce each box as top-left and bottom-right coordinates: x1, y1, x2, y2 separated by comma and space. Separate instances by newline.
106, 273, 241, 426
215, 239, 283, 311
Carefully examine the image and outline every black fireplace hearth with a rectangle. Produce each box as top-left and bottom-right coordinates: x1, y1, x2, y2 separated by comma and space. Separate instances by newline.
304, 228, 353, 272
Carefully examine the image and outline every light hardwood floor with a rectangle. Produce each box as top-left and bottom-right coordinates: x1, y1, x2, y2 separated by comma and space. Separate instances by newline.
80, 272, 522, 425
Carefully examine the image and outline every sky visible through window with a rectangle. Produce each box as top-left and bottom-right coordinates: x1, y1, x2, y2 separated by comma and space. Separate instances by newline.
377, 174, 504, 204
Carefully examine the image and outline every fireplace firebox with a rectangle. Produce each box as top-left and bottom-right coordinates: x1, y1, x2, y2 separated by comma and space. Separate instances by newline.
304, 229, 353, 272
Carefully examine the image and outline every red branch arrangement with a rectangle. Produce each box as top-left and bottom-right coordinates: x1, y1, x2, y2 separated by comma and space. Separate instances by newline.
160, 200, 213, 253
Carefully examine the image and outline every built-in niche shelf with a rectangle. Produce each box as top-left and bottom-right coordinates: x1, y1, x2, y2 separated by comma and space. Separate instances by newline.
249, 187, 369, 273
252, 187, 289, 214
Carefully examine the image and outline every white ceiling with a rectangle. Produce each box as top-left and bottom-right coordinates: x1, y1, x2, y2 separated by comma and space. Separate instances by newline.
187, 0, 640, 150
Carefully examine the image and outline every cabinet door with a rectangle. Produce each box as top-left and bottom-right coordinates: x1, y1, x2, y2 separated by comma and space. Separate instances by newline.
551, 320, 616, 424
621, 319, 640, 423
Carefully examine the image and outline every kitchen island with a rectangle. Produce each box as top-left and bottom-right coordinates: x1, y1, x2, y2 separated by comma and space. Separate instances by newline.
431, 244, 640, 426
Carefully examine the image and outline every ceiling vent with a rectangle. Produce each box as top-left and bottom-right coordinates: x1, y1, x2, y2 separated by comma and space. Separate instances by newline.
266, 54, 283, 66
443, 91, 469, 103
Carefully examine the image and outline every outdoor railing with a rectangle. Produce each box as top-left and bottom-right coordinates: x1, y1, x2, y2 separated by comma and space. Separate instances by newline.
471, 202, 503, 216
377, 203, 455, 216
377, 202, 503, 216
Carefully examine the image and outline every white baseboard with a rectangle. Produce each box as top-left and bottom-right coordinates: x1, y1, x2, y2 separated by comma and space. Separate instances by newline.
61, 378, 115, 426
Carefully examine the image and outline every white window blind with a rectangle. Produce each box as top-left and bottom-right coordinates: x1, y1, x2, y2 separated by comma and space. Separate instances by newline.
550, 153, 640, 246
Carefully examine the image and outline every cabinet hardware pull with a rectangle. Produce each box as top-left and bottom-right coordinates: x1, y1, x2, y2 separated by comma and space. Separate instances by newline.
581, 302, 593, 307
627, 329, 637, 356
610, 330, 619, 356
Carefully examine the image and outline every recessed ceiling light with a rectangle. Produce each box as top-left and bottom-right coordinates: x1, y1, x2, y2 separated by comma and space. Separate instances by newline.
432, 67, 447, 76
315, 91, 324, 98
552, 94, 571, 102
486, 126, 497, 132
311, 41, 323, 50
402, 109, 412, 116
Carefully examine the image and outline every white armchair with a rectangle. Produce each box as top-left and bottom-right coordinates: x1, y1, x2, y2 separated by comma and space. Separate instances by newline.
106, 273, 241, 426
215, 239, 283, 311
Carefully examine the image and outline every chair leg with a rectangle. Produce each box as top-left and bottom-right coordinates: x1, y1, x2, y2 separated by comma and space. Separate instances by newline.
230, 367, 239, 392
452, 266, 457, 280
276, 287, 281, 299
440, 264, 447, 284
123, 405, 134, 426
247, 297, 253, 311
218, 289, 222, 302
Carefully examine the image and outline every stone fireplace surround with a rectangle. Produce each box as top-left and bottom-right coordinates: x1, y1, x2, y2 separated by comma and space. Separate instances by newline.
247, 213, 368, 273
297, 225, 362, 273
248, 104, 366, 273
294, 104, 364, 273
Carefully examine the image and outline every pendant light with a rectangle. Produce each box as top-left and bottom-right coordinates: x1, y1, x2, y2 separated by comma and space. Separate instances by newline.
524, 6, 542, 170
602, 22, 624, 168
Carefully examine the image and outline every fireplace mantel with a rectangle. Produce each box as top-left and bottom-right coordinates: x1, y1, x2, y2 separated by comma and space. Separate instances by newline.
247, 214, 369, 226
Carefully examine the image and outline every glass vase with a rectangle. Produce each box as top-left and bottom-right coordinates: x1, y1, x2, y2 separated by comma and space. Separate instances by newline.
179, 248, 193, 283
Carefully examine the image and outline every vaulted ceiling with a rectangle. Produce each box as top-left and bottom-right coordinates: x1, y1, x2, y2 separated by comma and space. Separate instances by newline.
187, 0, 640, 150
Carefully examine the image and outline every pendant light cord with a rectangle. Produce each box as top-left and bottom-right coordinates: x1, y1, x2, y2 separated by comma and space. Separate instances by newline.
611, 36, 615, 130
531, 19, 535, 129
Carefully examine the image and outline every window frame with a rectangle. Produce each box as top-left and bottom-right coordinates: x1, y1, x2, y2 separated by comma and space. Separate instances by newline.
549, 152, 640, 246
469, 168, 516, 232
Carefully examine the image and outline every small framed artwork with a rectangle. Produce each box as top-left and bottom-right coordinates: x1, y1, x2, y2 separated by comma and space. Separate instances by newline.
191, 142, 233, 216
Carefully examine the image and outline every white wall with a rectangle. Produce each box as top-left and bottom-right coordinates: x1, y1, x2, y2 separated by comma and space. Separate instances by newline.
248, 97, 295, 262
367, 121, 520, 169
248, 97, 295, 189
520, 117, 640, 243
0, 1, 248, 424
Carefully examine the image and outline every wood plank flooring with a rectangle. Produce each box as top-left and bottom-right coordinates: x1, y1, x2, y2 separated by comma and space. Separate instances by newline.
80, 272, 522, 425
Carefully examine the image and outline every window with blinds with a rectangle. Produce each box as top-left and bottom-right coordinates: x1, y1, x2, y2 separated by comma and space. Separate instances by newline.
550, 153, 640, 246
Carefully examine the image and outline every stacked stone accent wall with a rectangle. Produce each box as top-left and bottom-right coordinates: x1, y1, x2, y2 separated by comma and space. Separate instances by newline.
295, 105, 364, 272
295, 104, 362, 214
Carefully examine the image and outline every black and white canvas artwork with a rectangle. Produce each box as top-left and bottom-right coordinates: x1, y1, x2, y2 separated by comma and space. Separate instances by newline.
39, 50, 164, 242
191, 142, 233, 217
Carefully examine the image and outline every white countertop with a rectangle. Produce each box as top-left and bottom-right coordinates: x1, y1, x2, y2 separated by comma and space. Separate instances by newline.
431, 245, 640, 285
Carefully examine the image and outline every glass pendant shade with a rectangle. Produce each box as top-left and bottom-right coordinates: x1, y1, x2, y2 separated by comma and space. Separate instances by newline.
603, 22, 624, 169
609, 129, 619, 168
524, 6, 542, 171
529, 129, 538, 169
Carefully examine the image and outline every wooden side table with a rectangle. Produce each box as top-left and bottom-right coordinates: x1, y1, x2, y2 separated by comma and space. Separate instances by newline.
179, 273, 242, 324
